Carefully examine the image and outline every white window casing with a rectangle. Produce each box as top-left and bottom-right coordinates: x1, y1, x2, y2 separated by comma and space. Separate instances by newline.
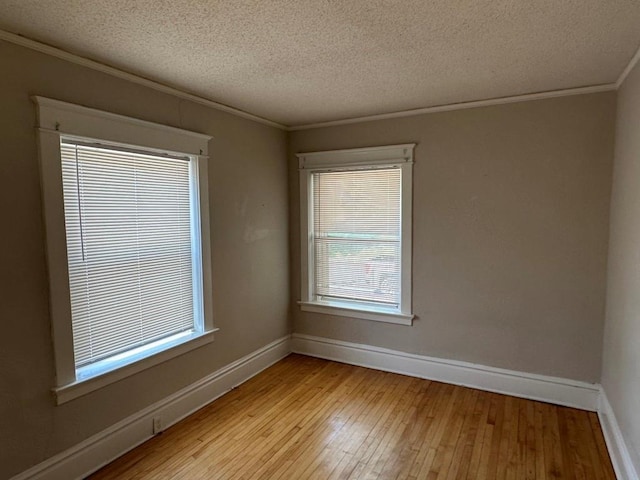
297, 144, 415, 326
34, 97, 215, 404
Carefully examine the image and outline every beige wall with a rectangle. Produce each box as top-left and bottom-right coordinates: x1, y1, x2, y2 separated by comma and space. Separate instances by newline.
289, 93, 616, 383
0, 41, 289, 479
602, 60, 640, 472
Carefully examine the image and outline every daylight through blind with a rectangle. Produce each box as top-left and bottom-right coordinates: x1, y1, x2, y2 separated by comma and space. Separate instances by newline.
60, 140, 195, 368
312, 168, 401, 308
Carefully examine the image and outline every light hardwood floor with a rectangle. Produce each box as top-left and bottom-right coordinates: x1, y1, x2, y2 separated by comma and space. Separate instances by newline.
89, 354, 615, 479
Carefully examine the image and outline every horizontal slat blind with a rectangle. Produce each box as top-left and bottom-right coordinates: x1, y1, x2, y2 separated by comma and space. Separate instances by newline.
60, 140, 195, 368
312, 168, 401, 307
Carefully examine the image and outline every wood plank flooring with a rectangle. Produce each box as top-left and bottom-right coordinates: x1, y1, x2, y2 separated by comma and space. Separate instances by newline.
89, 354, 615, 479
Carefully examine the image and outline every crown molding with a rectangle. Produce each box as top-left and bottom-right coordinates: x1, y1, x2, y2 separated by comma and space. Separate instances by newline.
616, 41, 640, 89
0, 29, 288, 131
0, 28, 629, 133
288, 84, 617, 130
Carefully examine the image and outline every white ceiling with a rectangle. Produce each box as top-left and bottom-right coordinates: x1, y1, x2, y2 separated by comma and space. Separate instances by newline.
0, 0, 639, 127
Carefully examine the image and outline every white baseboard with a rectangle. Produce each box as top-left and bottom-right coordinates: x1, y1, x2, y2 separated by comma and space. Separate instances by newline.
11, 335, 292, 480
598, 390, 640, 480
16, 333, 629, 480
292, 333, 600, 411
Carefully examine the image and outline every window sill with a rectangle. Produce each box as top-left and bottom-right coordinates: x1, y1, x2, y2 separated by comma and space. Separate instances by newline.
53, 329, 218, 405
298, 301, 413, 326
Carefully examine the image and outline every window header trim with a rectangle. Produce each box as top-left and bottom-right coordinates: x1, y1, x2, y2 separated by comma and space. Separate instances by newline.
297, 143, 415, 170
32, 96, 211, 157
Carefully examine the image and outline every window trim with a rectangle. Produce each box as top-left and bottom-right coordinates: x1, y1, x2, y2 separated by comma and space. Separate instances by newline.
297, 144, 415, 326
33, 96, 215, 404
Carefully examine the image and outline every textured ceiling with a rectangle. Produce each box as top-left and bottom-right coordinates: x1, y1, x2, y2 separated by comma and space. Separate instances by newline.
0, 0, 639, 127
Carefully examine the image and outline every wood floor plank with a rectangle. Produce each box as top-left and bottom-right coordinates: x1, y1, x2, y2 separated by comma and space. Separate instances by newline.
430, 387, 477, 479
484, 393, 506, 479
542, 402, 564, 479
444, 388, 481, 480
413, 384, 464, 479
377, 380, 434, 479
88, 355, 616, 480
462, 390, 490, 479
557, 406, 579, 480
533, 402, 547, 480
405, 382, 455, 479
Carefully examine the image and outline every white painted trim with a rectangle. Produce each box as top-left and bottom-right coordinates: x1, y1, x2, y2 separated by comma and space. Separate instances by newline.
297, 143, 416, 168
33, 96, 211, 157
298, 145, 414, 323
54, 329, 218, 405
616, 42, 640, 89
34, 98, 217, 397
598, 389, 640, 480
298, 301, 413, 326
0, 29, 286, 130
289, 84, 617, 131
10, 335, 292, 480
291, 334, 600, 411
34, 96, 211, 142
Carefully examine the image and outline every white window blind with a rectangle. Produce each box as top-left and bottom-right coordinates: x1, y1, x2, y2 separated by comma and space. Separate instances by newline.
312, 168, 401, 308
60, 139, 198, 369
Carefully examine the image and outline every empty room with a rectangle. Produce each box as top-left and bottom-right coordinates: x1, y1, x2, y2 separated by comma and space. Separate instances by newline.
1, 1, 640, 479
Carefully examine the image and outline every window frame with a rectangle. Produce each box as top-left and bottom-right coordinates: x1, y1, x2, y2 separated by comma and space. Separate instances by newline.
33, 96, 215, 404
297, 144, 415, 326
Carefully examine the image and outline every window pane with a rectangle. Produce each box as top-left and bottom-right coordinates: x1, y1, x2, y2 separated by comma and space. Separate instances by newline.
312, 168, 401, 307
60, 141, 195, 368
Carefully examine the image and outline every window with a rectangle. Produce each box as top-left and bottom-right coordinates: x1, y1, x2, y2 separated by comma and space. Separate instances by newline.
298, 144, 414, 325
34, 97, 214, 403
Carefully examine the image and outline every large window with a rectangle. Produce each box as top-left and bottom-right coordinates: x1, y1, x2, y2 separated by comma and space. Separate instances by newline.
34, 97, 214, 403
298, 144, 414, 325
